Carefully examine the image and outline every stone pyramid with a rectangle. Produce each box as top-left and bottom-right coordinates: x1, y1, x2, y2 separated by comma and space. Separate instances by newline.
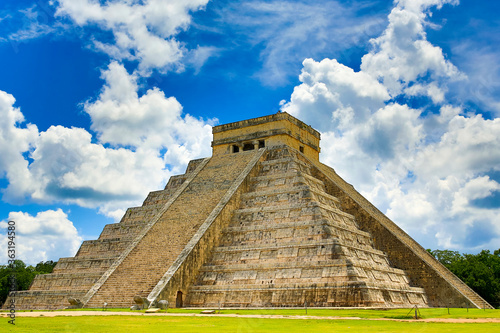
7, 113, 492, 309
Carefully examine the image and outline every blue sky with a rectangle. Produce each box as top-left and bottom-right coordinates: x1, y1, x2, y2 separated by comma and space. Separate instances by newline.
0, 0, 499, 264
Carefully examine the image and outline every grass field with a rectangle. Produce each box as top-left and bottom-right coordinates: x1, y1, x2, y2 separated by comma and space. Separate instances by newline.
2, 315, 500, 333
167, 307, 500, 319
2, 308, 499, 332
58, 307, 500, 319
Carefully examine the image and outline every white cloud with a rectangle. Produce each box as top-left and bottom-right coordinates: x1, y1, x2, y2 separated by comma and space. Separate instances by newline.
0, 209, 82, 265
0, 91, 38, 203
284, 58, 389, 131
56, 0, 210, 74
84, 61, 214, 167
185, 45, 221, 74
361, 1, 463, 99
415, 114, 500, 179
282, 0, 500, 252
0, 63, 213, 220
450, 42, 500, 115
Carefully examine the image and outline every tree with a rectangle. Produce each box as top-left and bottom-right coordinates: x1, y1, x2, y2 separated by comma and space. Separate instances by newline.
430, 249, 500, 308
0, 260, 58, 306
35, 260, 57, 274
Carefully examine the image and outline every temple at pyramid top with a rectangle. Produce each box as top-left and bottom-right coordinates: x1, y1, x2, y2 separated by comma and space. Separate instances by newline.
212, 112, 321, 160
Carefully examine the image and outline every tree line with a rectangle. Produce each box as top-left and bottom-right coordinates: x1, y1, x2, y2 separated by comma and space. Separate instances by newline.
428, 249, 500, 308
0, 260, 57, 305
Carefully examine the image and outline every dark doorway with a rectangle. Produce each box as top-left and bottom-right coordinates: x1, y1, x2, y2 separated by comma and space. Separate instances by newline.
243, 143, 254, 151
176, 291, 183, 308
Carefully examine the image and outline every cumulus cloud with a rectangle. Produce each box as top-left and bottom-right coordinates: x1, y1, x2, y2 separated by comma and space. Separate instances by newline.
0, 62, 213, 220
285, 58, 390, 131
282, 0, 500, 252
0, 209, 82, 265
84, 61, 214, 167
0, 91, 38, 203
55, 0, 211, 74
361, 0, 463, 99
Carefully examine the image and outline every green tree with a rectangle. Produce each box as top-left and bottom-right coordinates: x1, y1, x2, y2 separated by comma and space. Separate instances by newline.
35, 260, 57, 274
0, 260, 57, 306
430, 249, 500, 307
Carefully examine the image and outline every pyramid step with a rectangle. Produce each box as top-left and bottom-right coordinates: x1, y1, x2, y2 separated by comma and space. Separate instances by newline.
119, 204, 165, 224
185, 281, 428, 308
8, 290, 87, 310
232, 208, 355, 233
213, 238, 386, 257
219, 223, 375, 248
188, 281, 426, 293
53, 257, 118, 273
75, 238, 132, 258
199, 259, 407, 276
241, 185, 341, 210
196, 263, 411, 287
250, 171, 326, 192
98, 222, 149, 241
224, 219, 371, 238
29, 272, 104, 291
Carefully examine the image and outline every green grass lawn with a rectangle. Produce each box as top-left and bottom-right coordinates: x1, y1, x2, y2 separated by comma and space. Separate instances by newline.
166, 307, 500, 319
56, 307, 500, 319
2, 315, 499, 333
4, 308, 499, 332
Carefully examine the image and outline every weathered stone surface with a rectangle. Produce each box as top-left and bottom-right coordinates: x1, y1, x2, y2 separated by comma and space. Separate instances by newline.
5, 112, 492, 310
158, 300, 168, 309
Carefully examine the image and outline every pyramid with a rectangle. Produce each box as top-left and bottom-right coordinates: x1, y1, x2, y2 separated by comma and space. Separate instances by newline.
7, 113, 492, 309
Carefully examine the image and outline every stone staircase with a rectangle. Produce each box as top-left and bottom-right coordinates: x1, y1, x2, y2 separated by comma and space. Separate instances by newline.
184, 147, 428, 307
84, 151, 260, 308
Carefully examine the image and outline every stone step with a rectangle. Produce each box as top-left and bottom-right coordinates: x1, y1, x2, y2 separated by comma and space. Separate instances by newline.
185, 281, 428, 308
232, 202, 357, 231
199, 259, 407, 276
240, 185, 341, 211
234, 201, 355, 220
75, 238, 131, 258
259, 156, 310, 167
98, 222, 148, 240
119, 204, 165, 224
7, 290, 87, 310
213, 238, 387, 258
195, 264, 410, 287
219, 224, 374, 249
223, 219, 371, 239
188, 280, 426, 294
29, 272, 104, 291
210, 239, 391, 270
250, 171, 326, 192
52, 257, 117, 273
